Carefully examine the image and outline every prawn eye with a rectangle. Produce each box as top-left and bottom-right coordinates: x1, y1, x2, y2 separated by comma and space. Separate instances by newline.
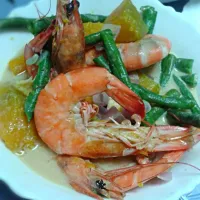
66, 1, 80, 17
76, 1, 80, 8
95, 179, 106, 190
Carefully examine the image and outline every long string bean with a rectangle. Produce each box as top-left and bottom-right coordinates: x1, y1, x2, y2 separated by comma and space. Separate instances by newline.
85, 29, 113, 46
0, 14, 107, 34
160, 54, 176, 87
93, 55, 111, 73
140, 6, 157, 34
0, 17, 34, 30
164, 89, 181, 98
100, 29, 132, 88
175, 58, 194, 74
168, 110, 200, 128
130, 83, 194, 109
181, 74, 197, 88
24, 51, 51, 121
173, 75, 200, 114
98, 29, 195, 111
144, 107, 166, 125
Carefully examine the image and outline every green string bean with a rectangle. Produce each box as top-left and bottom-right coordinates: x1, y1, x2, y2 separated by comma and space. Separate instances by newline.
24, 51, 51, 121
173, 75, 200, 114
93, 55, 111, 73
140, 6, 157, 34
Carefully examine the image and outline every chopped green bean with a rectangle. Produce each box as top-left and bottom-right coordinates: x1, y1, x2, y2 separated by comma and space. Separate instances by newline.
144, 88, 183, 125
87, 29, 195, 112
144, 107, 166, 125
130, 83, 194, 109
27, 16, 55, 35
81, 14, 107, 23
164, 89, 181, 98
168, 110, 200, 128
85, 29, 113, 46
24, 51, 51, 121
175, 58, 194, 74
0, 14, 107, 34
99, 29, 195, 110
24, 88, 41, 122
93, 55, 111, 72
100, 29, 132, 88
140, 6, 157, 34
0, 17, 34, 30
160, 54, 176, 87
33, 51, 51, 90
181, 74, 197, 88
173, 75, 200, 114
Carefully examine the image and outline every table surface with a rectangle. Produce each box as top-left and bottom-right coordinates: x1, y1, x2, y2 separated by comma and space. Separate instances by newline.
0, 0, 200, 200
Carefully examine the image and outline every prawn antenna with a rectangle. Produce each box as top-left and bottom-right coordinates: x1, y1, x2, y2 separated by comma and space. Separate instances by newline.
137, 161, 200, 185
34, 0, 52, 20
140, 161, 200, 172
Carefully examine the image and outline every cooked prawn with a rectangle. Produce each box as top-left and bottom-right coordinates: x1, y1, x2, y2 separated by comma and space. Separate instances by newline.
57, 150, 185, 199
24, 21, 55, 77
34, 67, 200, 158
52, 0, 85, 73
85, 34, 171, 72
34, 67, 144, 156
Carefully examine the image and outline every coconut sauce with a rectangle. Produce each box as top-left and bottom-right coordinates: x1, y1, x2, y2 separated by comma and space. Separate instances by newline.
1, 61, 200, 188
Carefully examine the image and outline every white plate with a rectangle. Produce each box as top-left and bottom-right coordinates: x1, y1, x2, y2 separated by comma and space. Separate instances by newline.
0, 0, 200, 200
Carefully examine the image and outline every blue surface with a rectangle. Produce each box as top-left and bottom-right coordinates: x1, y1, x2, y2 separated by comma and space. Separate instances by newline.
0, 0, 33, 18
0, 0, 188, 18
180, 184, 200, 200
0, 180, 29, 200
0, 0, 193, 200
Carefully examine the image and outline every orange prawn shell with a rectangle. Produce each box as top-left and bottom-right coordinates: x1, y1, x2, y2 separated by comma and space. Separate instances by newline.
85, 34, 172, 72
34, 74, 86, 154
53, 0, 85, 73
34, 67, 145, 156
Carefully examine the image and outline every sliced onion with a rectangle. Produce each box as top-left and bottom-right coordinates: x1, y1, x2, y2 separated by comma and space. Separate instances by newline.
101, 24, 121, 40
92, 92, 109, 107
26, 54, 39, 66
98, 106, 125, 123
14, 71, 29, 81
157, 172, 172, 182
129, 72, 139, 84
143, 100, 151, 113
